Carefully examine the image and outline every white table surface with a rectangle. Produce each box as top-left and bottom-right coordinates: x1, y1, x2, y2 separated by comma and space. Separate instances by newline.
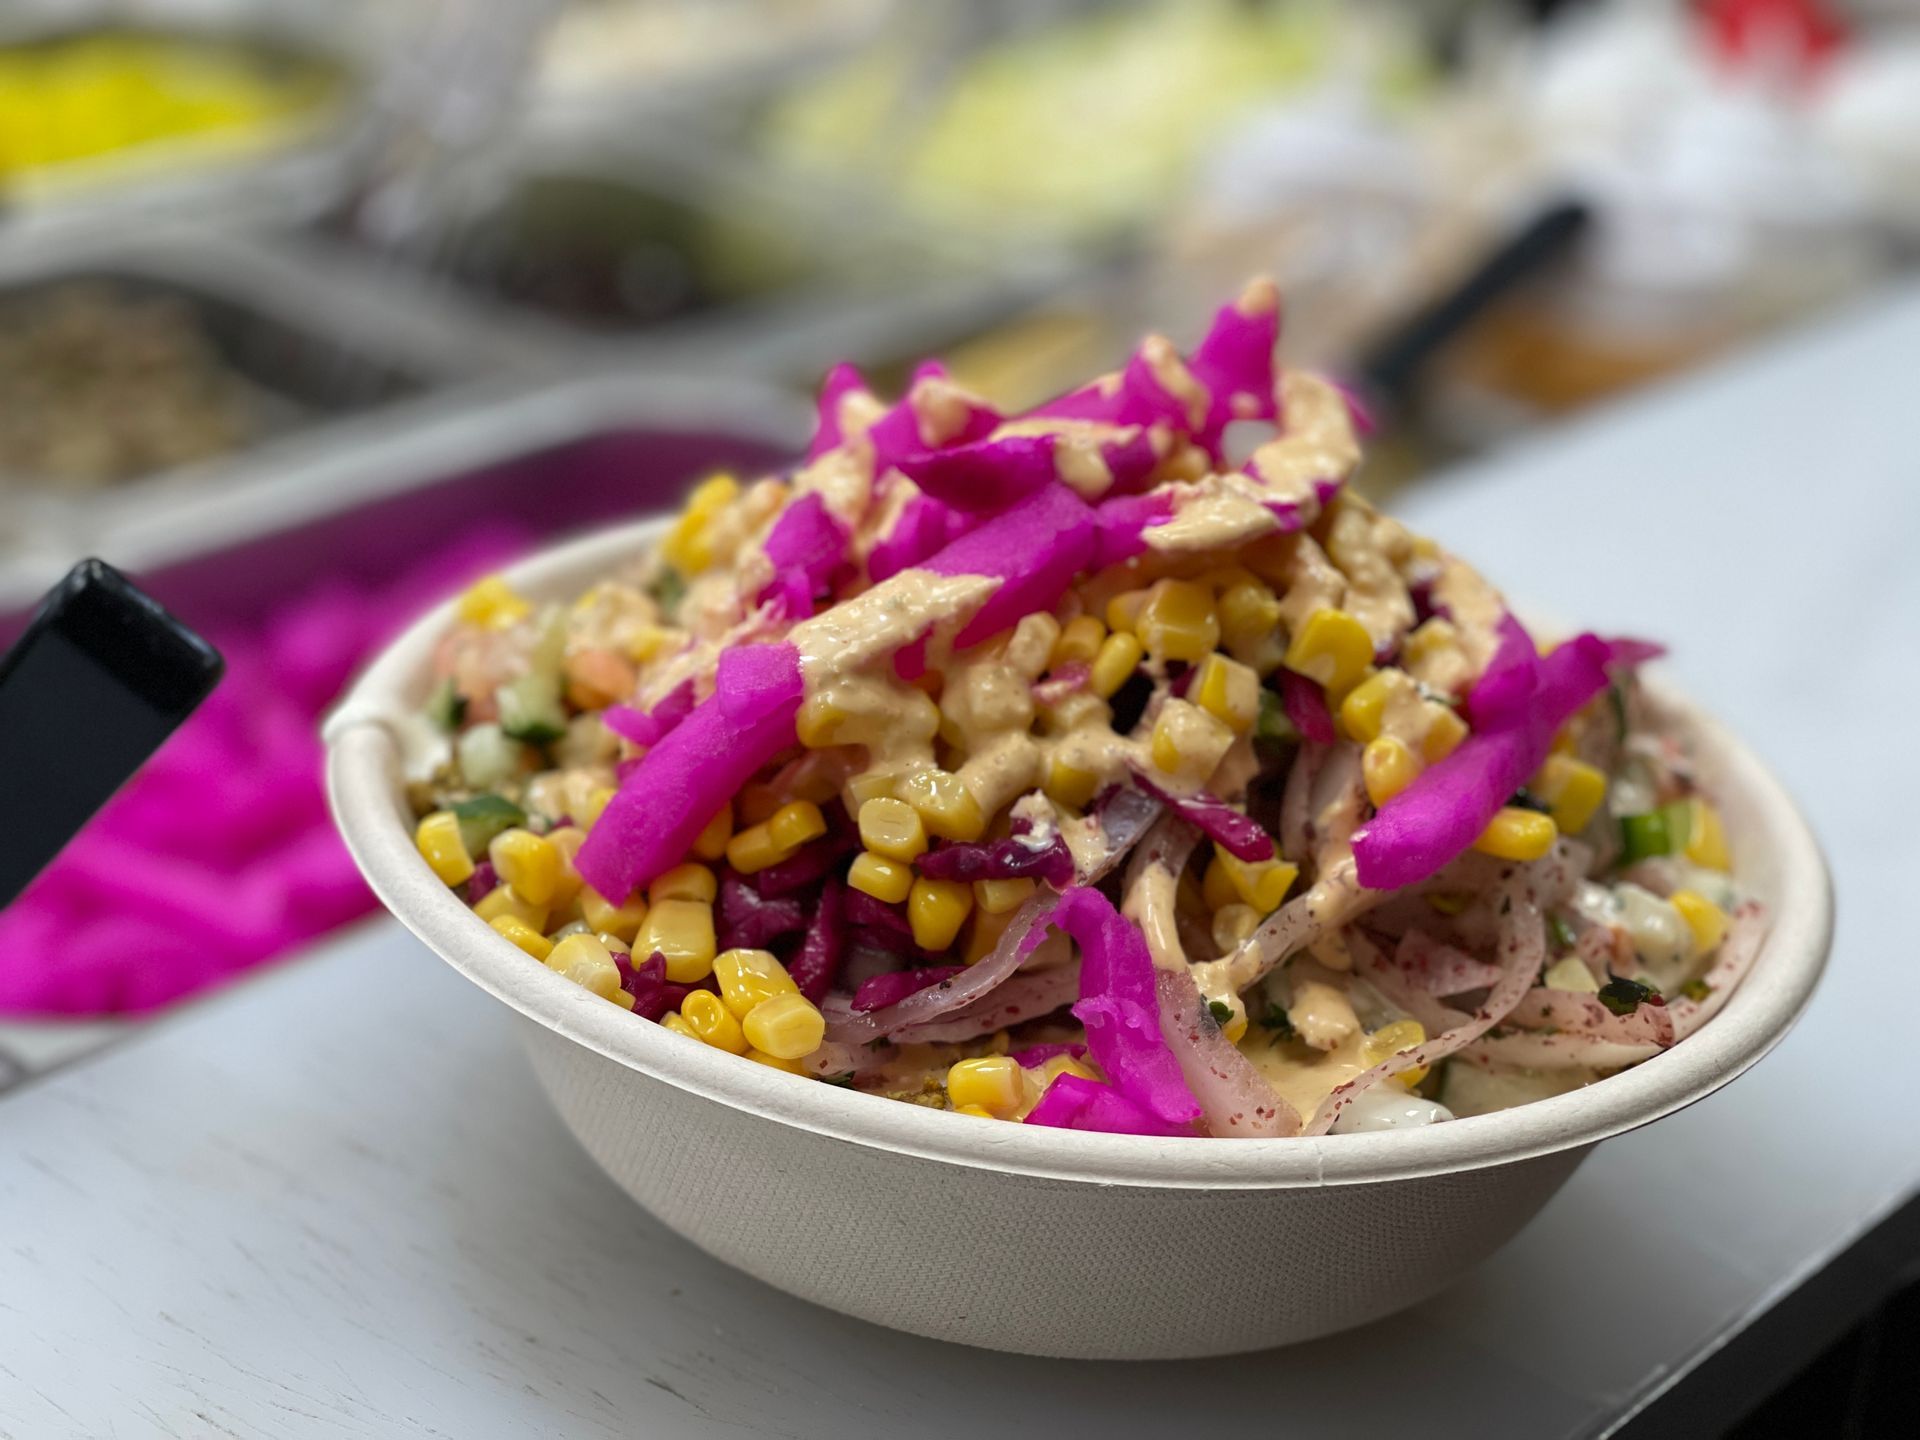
4, 286, 1919, 1439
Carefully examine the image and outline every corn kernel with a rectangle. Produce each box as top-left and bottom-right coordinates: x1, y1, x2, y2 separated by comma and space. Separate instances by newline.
1215, 847, 1297, 913
414, 811, 474, 887
1283, 608, 1374, 697
680, 990, 748, 1054
1338, 669, 1396, 743
1105, 589, 1149, 635
455, 575, 531, 629
962, 904, 1017, 965
742, 993, 826, 1060
608, 987, 637, 1011
1218, 579, 1287, 673
1150, 699, 1235, 784
579, 885, 646, 943
660, 474, 739, 574
1050, 614, 1107, 669
1678, 798, 1731, 872
1038, 689, 1111, 736
857, 796, 928, 862
1543, 956, 1600, 993
909, 876, 974, 951
1535, 755, 1608, 834
1363, 735, 1420, 807
714, 949, 800, 1018
973, 877, 1035, 915
1192, 653, 1260, 733
768, 801, 826, 852
1088, 631, 1145, 699
1044, 755, 1100, 810
546, 826, 587, 907
649, 862, 716, 906
898, 769, 986, 843
1422, 706, 1468, 762
947, 1056, 1023, 1113
848, 851, 914, 904
691, 803, 733, 862
1136, 580, 1220, 663
1207, 990, 1249, 1043
1361, 1019, 1429, 1088
660, 1013, 699, 1040
953, 1103, 996, 1119
1211, 904, 1260, 953
1473, 808, 1559, 861
487, 829, 559, 906
745, 1048, 805, 1073
1201, 855, 1239, 911
637, 899, 717, 983
1670, 889, 1729, 955
579, 785, 617, 829
846, 768, 902, 812
596, 933, 632, 955
795, 696, 845, 749
725, 822, 787, 874
488, 914, 553, 961
474, 885, 548, 932
545, 933, 623, 1001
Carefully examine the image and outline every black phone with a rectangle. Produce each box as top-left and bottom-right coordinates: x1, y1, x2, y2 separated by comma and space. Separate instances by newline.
0, 559, 223, 908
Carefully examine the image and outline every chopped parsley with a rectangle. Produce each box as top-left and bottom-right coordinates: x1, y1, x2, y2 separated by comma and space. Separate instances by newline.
1598, 975, 1664, 1016
1207, 999, 1234, 1026
1260, 1003, 1296, 1044
647, 566, 688, 618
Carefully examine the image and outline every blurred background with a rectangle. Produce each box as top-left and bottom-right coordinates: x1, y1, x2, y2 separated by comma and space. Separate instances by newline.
1, 0, 1916, 1056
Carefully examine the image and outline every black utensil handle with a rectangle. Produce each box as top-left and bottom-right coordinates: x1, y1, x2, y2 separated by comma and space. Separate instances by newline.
0, 560, 223, 909
1356, 196, 1593, 412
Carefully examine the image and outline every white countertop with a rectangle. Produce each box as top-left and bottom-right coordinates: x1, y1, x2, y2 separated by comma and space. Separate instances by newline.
4, 286, 1919, 1438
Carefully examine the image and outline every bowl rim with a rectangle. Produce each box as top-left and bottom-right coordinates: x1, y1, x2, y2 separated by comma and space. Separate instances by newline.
325, 516, 1834, 1191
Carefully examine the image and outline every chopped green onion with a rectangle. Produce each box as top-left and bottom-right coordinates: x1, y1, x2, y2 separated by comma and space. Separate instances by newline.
1619, 811, 1673, 864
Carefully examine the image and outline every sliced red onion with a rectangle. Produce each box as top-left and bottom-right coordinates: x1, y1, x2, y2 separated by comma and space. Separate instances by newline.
1392, 929, 1504, 996
1504, 985, 1676, 1047
1669, 900, 1768, 1041
889, 964, 1081, 1044
1458, 1033, 1661, 1071
1350, 931, 1470, 1037
1032, 662, 1088, 707
1128, 771, 1274, 863
1154, 968, 1297, 1137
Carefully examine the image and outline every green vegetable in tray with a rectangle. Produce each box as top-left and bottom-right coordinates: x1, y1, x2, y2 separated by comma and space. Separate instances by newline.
453, 794, 526, 857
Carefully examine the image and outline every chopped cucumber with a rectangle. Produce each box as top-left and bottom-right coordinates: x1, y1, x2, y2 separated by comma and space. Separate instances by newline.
497, 675, 567, 744
1618, 810, 1672, 864
453, 794, 527, 857
424, 678, 466, 733
456, 723, 523, 789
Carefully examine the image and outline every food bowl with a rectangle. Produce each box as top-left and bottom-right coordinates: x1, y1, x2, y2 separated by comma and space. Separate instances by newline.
324, 515, 1832, 1360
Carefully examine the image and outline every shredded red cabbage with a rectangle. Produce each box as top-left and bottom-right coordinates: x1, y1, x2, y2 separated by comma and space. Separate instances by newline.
786, 875, 845, 1002
750, 825, 856, 897
916, 832, 1074, 888
1127, 772, 1274, 863
1279, 671, 1336, 744
717, 871, 808, 951
1008, 1041, 1088, 1068
841, 886, 912, 936
852, 966, 964, 1012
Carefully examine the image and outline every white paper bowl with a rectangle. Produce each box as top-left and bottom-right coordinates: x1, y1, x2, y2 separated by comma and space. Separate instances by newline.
325, 517, 1833, 1359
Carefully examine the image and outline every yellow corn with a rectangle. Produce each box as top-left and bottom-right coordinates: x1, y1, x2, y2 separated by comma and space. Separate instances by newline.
637, 899, 717, 983
1044, 755, 1101, 810
1400, 618, 1457, 670
1201, 856, 1239, 911
1039, 1054, 1099, 1085
596, 933, 633, 955
1534, 755, 1608, 834
659, 473, 739, 574
713, 948, 800, 1018
680, 990, 748, 1054
1217, 579, 1286, 674
1215, 848, 1297, 914
1089, 632, 1145, 698
1670, 889, 1729, 955
1192, 653, 1260, 733
1050, 614, 1107, 669
953, 1103, 997, 1119
545, 826, 587, 909
1363, 735, 1420, 807
691, 803, 733, 862
579, 885, 646, 943
898, 769, 986, 843
794, 696, 844, 749
1105, 589, 1150, 635
858, 796, 928, 862
1338, 669, 1397, 743
454, 575, 531, 629
545, 933, 623, 1002
848, 851, 914, 904
1283, 608, 1374, 697
414, 811, 474, 888
1422, 706, 1468, 762
845, 768, 902, 812
483, 830, 558, 906
962, 904, 1017, 965
973, 877, 1035, 915
649, 862, 716, 907
1149, 698, 1234, 784
488, 914, 553, 961
909, 876, 974, 951
608, 987, 637, 1011
1677, 798, 1731, 871
1361, 1019, 1429, 1089
1037, 689, 1110, 736
474, 885, 548, 932
1543, 956, 1600, 993
742, 993, 826, 1060
579, 785, 617, 829
658, 1013, 699, 1040
725, 822, 787, 875
1473, 808, 1559, 861
1136, 580, 1220, 663
745, 1048, 805, 1074
1211, 904, 1260, 953
947, 1056, 1023, 1114
767, 801, 826, 853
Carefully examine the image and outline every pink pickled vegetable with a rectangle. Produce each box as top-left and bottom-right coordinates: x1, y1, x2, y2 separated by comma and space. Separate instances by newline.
805, 362, 869, 461
852, 966, 964, 1012
577, 641, 804, 899
866, 363, 1000, 475
1466, 613, 1537, 730
867, 493, 966, 583
1186, 284, 1281, 453
1009, 1041, 1088, 1068
1280, 671, 1336, 744
603, 678, 695, 747
891, 434, 1056, 513
925, 484, 1097, 647
1024, 1073, 1194, 1137
1053, 887, 1202, 1132
1091, 491, 1175, 567
758, 492, 847, 618
1127, 772, 1274, 863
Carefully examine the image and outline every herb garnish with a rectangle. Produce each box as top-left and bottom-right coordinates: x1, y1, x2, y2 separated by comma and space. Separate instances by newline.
1207, 999, 1234, 1026
1547, 913, 1577, 952
1598, 975, 1664, 1016
1261, 1003, 1296, 1044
